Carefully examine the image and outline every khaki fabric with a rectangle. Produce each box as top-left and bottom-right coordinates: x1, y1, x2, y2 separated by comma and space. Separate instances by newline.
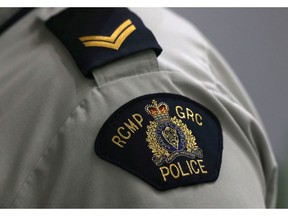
0, 8, 277, 208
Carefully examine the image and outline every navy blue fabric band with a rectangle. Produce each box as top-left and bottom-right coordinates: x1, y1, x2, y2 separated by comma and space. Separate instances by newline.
46, 8, 162, 78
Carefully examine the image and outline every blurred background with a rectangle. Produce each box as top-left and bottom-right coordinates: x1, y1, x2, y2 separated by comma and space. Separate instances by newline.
170, 8, 288, 208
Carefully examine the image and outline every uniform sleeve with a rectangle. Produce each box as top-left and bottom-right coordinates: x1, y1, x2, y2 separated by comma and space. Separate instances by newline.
205, 42, 278, 208
131, 7, 278, 208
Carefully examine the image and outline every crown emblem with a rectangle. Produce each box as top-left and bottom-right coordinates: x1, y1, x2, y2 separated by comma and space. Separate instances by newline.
145, 100, 170, 122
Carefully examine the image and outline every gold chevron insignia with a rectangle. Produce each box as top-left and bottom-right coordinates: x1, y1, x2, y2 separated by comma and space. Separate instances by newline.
79, 19, 136, 50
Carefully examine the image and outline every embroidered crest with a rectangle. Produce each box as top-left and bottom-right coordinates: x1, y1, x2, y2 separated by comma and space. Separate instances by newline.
95, 93, 223, 190
145, 100, 203, 166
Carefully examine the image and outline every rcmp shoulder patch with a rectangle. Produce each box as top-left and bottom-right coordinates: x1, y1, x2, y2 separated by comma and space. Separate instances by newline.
95, 93, 223, 190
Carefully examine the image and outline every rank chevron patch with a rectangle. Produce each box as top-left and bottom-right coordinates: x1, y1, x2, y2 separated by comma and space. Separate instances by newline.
45, 8, 162, 77
95, 93, 223, 191
79, 19, 136, 50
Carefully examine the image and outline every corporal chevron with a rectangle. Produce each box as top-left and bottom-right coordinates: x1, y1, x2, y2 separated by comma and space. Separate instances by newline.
79, 19, 136, 50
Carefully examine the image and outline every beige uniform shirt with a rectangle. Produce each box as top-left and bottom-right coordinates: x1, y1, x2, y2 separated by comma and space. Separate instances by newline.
0, 8, 277, 208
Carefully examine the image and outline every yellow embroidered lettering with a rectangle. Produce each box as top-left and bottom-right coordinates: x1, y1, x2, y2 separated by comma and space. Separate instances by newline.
117, 126, 131, 139
190, 160, 200, 174
132, 113, 143, 128
186, 108, 195, 122
124, 118, 139, 133
175, 105, 203, 126
111, 135, 126, 148
111, 113, 143, 148
186, 160, 194, 174
170, 164, 180, 179
175, 106, 185, 119
197, 159, 208, 174
159, 160, 208, 182
177, 162, 190, 177
159, 166, 170, 182
195, 113, 203, 126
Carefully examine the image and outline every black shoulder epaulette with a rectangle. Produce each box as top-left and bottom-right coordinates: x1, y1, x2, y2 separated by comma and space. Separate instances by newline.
45, 8, 162, 78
